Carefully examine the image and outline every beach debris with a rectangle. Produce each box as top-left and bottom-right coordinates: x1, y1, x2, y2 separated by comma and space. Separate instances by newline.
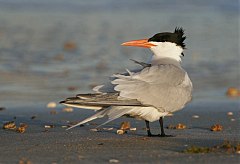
230, 118, 235, 122
47, 102, 57, 108
90, 128, 99, 132
117, 129, 124, 135
30, 116, 36, 119
16, 123, 28, 133
61, 125, 68, 128
227, 112, 233, 116
120, 121, 130, 130
192, 115, 199, 118
62, 107, 74, 112
184, 146, 211, 153
3, 121, 16, 130
130, 127, 137, 131
116, 121, 131, 135
109, 159, 119, 163
167, 123, 187, 130
226, 87, 240, 97
176, 123, 187, 129
236, 144, 240, 154
211, 124, 223, 131
44, 125, 55, 129
64, 41, 77, 51
103, 127, 114, 131
50, 110, 57, 115
184, 141, 240, 154
3, 122, 28, 133
19, 158, 32, 164
0, 107, 6, 111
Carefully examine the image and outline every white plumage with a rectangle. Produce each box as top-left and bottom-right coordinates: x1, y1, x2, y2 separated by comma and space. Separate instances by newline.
61, 28, 193, 136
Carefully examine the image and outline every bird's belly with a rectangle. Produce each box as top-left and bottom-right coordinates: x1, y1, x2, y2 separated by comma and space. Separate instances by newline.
125, 107, 168, 122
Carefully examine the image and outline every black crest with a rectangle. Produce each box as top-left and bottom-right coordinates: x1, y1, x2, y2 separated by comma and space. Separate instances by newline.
148, 27, 186, 49
174, 27, 186, 49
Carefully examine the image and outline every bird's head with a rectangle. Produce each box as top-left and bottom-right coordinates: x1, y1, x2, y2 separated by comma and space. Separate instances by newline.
121, 27, 186, 62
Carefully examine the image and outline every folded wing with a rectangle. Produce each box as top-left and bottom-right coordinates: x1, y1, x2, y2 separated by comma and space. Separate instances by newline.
112, 65, 190, 112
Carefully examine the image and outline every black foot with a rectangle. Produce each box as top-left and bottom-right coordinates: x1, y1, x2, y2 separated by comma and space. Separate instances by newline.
147, 133, 160, 137
147, 133, 174, 137
159, 133, 175, 137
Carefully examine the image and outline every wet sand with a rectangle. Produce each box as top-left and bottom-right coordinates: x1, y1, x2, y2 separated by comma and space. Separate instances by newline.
0, 1, 239, 163
0, 100, 239, 163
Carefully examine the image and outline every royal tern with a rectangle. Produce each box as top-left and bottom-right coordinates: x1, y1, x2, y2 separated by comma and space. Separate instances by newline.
60, 27, 193, 137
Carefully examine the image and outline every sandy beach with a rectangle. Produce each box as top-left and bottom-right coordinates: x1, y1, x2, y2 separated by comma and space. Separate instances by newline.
0, 100, 239, 163
0, 0, 239, 163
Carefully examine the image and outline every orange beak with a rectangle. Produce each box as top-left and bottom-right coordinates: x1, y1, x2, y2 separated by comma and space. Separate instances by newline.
121, 39, 156, 48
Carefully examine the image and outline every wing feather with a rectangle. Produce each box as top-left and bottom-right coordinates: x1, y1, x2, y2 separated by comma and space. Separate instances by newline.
112, 65, 190, 112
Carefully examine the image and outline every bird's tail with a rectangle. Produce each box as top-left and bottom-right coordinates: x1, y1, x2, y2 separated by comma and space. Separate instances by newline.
66, 108, 108, 130
60, 93, 143, 130
66, 107, 132, 130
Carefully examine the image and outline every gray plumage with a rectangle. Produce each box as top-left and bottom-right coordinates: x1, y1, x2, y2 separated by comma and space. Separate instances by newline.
61, 59, 192, 130
60, 28, 193, 133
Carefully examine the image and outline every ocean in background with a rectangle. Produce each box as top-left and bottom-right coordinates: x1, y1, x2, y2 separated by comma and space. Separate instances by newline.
0, 0, 239, 108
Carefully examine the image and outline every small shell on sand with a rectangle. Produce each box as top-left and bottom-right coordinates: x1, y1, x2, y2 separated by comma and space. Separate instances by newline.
175, 123, 187, 129
226, 87, 240, 97
109, 159, 119, 163
44, 125, 55, 128
90, 128, 99, 132
16, 126, 27, 133
130, 127, 137, 131
47, 102, 57, 108
62, 107, 74, 112
211, 124, 223, 131
3, 121, 16, 130
192, 115, 199, 118
227, 112, 233, 116
117, 129, 124, 135
103, 127, 113, 131
167, 123, 187, 129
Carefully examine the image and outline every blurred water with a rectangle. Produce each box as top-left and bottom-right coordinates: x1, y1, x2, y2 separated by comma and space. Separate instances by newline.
0, 0, 239, 107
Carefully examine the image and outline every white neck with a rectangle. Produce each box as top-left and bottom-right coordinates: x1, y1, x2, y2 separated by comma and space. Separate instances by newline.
149, 42, 183, 65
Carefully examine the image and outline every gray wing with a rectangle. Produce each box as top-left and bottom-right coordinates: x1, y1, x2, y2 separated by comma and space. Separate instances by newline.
92, 59, 150, 93
111, 64, 190, 112
60, 93, 143, 107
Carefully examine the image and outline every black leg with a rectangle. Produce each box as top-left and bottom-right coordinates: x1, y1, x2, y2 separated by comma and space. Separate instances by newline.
159, 117, 173, 137
145, 120, 160, 137
145, 120, 152, 137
